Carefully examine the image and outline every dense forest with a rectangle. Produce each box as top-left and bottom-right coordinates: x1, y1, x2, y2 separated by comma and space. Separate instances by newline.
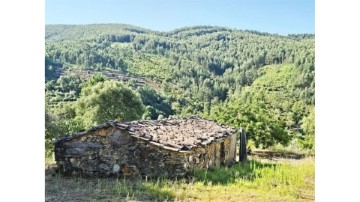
45, 24, 314, 156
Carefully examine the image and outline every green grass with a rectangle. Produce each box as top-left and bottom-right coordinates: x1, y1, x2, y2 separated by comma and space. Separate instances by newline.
125, 53, 171, 81
46, 157, 314, 201
254, 64, 300, 89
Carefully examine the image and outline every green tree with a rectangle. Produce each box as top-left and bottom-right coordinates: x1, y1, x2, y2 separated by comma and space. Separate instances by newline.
56, 75, 82, 94
45, 101, 84, 157
209, 99, 290, 148
77, 80, 144, 127
85, 73, 106, 87
138, 86, 174, 119
300, 107, 315, 149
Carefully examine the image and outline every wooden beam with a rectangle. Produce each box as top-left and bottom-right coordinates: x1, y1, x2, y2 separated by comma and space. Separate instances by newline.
239, 129, 247, 163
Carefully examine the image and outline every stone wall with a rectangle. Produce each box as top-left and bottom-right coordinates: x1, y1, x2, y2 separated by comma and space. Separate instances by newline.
55, 125, 237, 178
184, 133, 237, 170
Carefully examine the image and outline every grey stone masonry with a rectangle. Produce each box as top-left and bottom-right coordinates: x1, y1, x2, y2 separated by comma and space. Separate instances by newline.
54, 116, 237, 178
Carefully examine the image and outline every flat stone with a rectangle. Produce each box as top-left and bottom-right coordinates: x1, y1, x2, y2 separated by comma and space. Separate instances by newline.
66, 148, 85, 156
99, 163, 110, 171
113, 164, 120, 173
66, 141, 102, 149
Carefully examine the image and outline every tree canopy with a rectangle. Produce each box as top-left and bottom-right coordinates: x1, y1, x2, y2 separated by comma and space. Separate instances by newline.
77, 80, 144, 127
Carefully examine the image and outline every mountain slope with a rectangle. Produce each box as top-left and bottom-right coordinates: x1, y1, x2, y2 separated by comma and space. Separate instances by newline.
45, 24, 315, 149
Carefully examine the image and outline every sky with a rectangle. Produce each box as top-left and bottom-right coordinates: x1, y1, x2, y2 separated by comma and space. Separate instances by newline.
45, 0, 314, 35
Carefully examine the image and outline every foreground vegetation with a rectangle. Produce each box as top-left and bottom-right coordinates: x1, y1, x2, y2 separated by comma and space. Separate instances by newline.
46, 154, 314, 202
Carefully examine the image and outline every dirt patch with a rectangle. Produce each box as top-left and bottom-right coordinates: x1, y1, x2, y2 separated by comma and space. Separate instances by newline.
250, 150, 306, 159
236, 149, 313, 165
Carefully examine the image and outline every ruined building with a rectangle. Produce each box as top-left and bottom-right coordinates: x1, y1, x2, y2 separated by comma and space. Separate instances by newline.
54, 116, 237, 178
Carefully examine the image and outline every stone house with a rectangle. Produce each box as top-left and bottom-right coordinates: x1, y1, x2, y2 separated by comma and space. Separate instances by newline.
54, 116, 237, 178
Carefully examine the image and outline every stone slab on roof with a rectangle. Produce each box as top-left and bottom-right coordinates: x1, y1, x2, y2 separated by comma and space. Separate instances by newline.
56, 116, 237, 152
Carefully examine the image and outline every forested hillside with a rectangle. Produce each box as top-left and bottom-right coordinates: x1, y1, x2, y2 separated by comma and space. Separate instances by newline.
45, 24, 314, 155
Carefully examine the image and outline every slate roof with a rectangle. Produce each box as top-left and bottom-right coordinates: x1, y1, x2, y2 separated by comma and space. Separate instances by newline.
119, 116, 237, 151
56, 116, 237, 152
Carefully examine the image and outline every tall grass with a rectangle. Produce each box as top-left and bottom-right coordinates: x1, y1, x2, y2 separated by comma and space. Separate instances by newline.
46, 157, 314, 201
190, 158, 314, 201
